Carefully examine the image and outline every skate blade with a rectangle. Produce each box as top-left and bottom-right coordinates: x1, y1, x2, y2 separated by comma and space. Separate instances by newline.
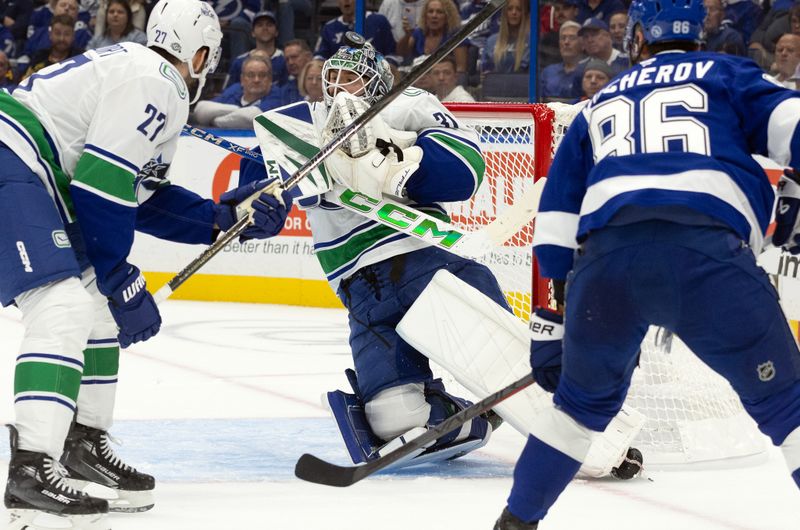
67, 479, 155, 513
8, 509, 110, 530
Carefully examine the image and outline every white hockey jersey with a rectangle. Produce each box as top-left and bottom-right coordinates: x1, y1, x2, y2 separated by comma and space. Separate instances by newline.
250, 88, 486, 290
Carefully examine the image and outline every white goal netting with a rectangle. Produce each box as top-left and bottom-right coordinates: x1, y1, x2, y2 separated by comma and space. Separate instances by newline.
439, 102, 767, 467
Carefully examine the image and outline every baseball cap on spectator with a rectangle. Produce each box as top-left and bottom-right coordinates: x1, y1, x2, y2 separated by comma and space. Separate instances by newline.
583, 58, 614, 78
579, 17, 610, 35
253, 10, 277, 27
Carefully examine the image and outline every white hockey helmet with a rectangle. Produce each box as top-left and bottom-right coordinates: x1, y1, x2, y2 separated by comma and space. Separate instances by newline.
321, 32, 393, 108
147, 0, 223, 104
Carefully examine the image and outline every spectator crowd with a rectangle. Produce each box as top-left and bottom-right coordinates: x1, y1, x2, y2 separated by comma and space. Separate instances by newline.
0, 0, 797, 122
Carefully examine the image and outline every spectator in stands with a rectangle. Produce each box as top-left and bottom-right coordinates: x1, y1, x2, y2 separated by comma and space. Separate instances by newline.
409, 53, 435, 92
22, 14, 82, 79
725, 0, 762, 43
458, 0, 501, 58
554, 0, 579, 26
194, 55, 288, 128
540, 20, 582, 101
791, 4, 800, 36
87, 0, 145, 49
22, 0, 91, 61
750, 0, 793, 58
211, 0, 260, 61
282, 38, 312, 103
397, 0, 466, 75
0, 18, 14, 57
575, 0, 625, 24
481, 0, 529, 74
704, 0, 746, 56
27, 0, 89, 37
93, 0, 145, 33
276, 0, 312, 47
298, 57, 323, 102
538, 0, 580, 69
225, 11, 288, 89
314, 0, 395, 60
431, 53, 474, 102
0, 50, 16, 91
578, 17, 627, 71
579, 58, 611, 100
379, 0, 425, 46
608, 11, 626, 51
773, 33, 800, 88
4, 0, 33, 43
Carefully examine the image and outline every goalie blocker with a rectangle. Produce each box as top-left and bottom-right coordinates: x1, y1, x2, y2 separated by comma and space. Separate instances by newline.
396, 270, 645, 479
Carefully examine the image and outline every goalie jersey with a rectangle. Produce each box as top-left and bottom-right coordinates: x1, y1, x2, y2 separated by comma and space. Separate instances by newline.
0, 42, 191, 286
249, 89, 486, 289
532, 52, 800, 281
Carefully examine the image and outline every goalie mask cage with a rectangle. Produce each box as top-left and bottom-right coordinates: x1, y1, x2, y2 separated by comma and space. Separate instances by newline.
442, 102, 767, 467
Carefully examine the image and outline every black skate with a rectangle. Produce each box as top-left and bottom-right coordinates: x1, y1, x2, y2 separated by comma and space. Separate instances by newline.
61, 423, 154, 513
494, 507, 538, 529
5, 425, 109, 530
611, 447, 644, 480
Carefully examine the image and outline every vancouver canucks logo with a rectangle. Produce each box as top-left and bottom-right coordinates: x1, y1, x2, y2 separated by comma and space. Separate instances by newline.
757, 361, 775, 382
160, 63, 187, 99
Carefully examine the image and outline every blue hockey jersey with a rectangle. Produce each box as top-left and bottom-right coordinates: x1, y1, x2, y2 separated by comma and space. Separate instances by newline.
532, 51, 800, 281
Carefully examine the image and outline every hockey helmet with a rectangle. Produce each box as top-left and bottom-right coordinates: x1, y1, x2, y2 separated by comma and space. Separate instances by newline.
321, 32, 393, 108
624, 0, 706, 51
147, 0, 223, 104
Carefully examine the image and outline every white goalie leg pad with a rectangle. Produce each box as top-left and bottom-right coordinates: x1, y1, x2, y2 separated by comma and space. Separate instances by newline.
365, 383, 431, 441
578, 406, 646, 478
14, 277, 94, 457
397, 270, 644, 476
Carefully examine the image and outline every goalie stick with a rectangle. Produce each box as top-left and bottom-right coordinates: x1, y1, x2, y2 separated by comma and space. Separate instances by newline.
294, 373, 534, 487
151, 0, 507, 302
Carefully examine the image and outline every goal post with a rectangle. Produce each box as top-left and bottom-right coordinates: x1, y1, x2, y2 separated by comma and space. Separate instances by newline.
441, 102, 768, 467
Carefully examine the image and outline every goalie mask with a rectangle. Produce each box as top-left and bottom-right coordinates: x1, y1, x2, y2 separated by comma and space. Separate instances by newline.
322, 35, 393, 108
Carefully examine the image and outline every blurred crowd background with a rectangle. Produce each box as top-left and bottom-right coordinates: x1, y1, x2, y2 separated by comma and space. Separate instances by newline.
0, 0, 797, 127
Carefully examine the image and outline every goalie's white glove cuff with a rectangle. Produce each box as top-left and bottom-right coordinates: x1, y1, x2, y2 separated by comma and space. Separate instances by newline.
326, 145, 422, 199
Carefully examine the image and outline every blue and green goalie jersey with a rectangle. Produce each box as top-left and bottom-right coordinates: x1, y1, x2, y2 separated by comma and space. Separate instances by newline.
532, 51, 800, 281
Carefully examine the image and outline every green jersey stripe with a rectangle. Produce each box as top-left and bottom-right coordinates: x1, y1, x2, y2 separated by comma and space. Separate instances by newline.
73, 152, 137, 205
14, 362, 82, 401
82, 346, 119, 377
0, 91, 74, 217
428, 132, 485, 192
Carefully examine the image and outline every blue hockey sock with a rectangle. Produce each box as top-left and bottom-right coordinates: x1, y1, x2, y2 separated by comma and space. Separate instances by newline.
507, 434, 582, 522
793, 468, 800, 489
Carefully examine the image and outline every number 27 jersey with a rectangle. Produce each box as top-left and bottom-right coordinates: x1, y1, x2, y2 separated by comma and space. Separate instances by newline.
532, 51, 800, 281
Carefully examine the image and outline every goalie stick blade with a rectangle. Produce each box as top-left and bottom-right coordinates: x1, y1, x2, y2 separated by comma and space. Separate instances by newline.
294, 454, 371, 487
294, 373, 535, 487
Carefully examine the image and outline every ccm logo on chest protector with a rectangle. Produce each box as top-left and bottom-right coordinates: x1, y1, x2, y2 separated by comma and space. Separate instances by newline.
15, 241, 32, 273
122, 274, 146, 303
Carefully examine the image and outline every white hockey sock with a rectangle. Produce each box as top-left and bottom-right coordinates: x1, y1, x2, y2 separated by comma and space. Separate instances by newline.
781, 425, 800, 481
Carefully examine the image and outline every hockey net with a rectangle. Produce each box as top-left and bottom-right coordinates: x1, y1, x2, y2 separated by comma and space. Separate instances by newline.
440, 102, 767, 467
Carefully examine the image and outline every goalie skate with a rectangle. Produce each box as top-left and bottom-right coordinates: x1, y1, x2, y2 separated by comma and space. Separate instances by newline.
61, 423, 154, 513
4, 426, 109, 530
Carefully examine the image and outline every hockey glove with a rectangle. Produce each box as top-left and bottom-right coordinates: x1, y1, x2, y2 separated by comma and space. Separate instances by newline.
214, 178, 293, 240
774, 168, 800, 254
103, 264, 161, 349
529, 307, 565, 393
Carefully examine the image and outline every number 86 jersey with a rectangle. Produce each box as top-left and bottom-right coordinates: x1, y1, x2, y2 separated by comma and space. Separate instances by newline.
532, 51, 800, 282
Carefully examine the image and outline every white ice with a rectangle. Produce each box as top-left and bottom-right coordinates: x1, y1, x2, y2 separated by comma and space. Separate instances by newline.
0, 300, 797, 530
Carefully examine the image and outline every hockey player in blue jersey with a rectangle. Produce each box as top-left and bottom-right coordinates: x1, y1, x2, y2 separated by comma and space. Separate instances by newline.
243, 34, 503, 469
494, 0, 800, 527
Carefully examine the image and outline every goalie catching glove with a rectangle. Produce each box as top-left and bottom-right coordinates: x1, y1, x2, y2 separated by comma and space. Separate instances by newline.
323, 91, 422, 198
774, 168, 800, 254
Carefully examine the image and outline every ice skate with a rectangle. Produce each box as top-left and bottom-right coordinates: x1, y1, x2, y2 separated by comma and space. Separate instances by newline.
61, 423, 154, 513
493, 507, 538, 529
5, 425, 109, 530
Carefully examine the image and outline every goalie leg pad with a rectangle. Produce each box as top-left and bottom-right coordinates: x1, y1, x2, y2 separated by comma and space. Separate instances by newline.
397, 270, 643, 477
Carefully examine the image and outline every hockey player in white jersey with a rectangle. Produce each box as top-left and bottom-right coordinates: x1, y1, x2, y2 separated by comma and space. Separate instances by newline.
492, 0, 800, 527
0, 0, 292, 528
243, 33, 506, 468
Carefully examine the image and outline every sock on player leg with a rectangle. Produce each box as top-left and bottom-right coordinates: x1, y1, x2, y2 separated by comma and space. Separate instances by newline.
781, 425, 800, 489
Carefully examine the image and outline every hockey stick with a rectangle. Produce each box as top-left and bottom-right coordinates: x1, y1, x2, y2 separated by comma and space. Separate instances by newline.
294, 373, 534, 487
152, 0, 507, 303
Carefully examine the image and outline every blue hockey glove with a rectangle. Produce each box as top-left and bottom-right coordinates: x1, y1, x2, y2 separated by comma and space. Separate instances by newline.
529, 307, 565, 393
103, 264, 161, 349
214, 178, 293, 240
774, 168, 800, 254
